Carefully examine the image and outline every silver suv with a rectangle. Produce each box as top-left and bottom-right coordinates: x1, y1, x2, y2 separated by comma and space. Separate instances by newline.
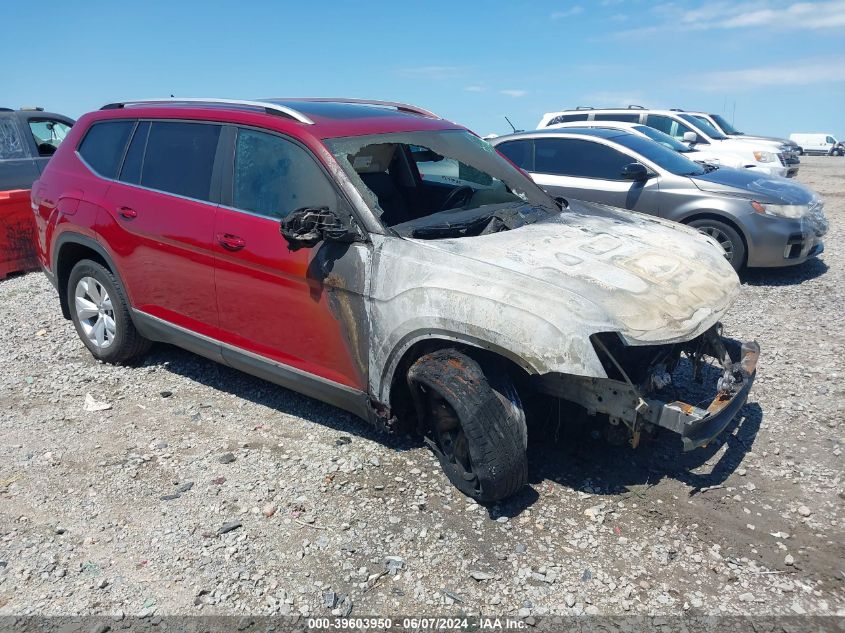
492, 127, 827, 270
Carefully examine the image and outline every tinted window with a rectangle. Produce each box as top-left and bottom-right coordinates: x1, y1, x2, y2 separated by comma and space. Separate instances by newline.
119, 121, 149, 184
496, 140, 533, 170
141, 122, 220, 201
0, 118, 26, 160
233, 129, 336, 219
611, 134, 705, 177
593, 113, 640, 122
680, 114, 725, 139
535, 138, 631, 179
546, 113, 588, 126
826, 136, 836, 144
645, 114, 674, 136
632, 124, 692, 152
78, 121, 134, 178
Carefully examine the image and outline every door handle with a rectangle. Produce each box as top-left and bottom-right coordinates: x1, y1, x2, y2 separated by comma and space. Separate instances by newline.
217, 233, 246, 251
118, 206, 137, 219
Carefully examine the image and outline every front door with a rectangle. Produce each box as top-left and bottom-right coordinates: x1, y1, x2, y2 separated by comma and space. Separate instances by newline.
530, 137, 662, 214
213, 127, 369, 390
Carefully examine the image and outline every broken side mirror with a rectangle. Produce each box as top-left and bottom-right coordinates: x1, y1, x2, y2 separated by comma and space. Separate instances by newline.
279, 207, 363, 252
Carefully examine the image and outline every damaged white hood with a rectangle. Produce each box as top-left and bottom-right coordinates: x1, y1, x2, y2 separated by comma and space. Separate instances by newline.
413, 203, 740, 345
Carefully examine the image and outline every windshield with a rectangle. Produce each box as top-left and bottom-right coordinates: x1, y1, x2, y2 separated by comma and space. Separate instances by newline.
680, 114, 727, 140
709, 114, 741, 135
632, 124, 694, 153
612, 133, 707, 177
326, 130, 559, 239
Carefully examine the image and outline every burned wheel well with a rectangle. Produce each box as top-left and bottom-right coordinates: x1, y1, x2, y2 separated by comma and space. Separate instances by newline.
682, 212, 748, 255
55, 241, 112, 319
387, 339, 532, 433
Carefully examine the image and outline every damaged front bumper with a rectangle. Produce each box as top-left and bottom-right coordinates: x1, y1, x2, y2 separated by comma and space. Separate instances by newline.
641, 340, 759, 450
536, 325, 760, 451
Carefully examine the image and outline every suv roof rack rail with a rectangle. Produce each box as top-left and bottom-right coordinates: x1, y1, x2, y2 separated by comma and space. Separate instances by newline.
669, 108, 685, 112
270, 97, 441, 119
20, 106, 44, 111
627, 104, 645, 109
99, 98, 315, 125
574, 106, 594, 110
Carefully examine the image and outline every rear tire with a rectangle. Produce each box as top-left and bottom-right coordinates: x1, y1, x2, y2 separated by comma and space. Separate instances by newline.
67, 259, 150, 364
407, 349, 528, 503
688, 218, 746, 272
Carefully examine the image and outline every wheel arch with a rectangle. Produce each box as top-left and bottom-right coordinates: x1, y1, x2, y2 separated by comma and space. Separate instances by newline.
381, 332, 535, 429
53, 233, 122, 320
680, 211, 749, 265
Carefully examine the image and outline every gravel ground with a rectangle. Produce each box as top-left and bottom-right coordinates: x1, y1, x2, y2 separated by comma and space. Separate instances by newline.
0, 156, 843, 619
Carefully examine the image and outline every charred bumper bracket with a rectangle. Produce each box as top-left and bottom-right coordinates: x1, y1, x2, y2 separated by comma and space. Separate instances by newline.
645, 340, 760, 451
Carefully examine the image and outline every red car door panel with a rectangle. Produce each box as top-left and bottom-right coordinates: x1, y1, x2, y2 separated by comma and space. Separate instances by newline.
213, 127, 368, 390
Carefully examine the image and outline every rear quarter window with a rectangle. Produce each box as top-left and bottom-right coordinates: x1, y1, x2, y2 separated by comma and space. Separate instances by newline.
78, 120, 134, 178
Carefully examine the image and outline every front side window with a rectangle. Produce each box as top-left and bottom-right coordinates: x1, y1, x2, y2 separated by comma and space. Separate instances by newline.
233, 129, 336, 219
78, 120, 134, 179
645, 115, 674, 136
0, 119, 26, 160
679, 114, 725, 139
28, 119, 72, 157
632, 124, 693, 153
611, 133, 706, 177
534, 137, 631, 180
826, 136, 836, 144
141, 122, 221, 201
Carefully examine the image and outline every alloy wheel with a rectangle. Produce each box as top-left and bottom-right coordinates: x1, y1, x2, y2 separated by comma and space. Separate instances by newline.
697, 226, 734, 263
74, 276, 116, 350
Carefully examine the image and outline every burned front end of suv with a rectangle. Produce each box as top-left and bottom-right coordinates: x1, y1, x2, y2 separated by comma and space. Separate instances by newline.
536, 325, 759, 450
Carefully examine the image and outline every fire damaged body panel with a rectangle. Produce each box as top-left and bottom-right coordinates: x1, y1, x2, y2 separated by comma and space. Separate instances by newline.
367, 201, 740, 403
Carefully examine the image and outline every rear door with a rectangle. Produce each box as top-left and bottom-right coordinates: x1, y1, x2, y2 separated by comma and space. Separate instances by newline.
527, 137, 661, 213
213, 126, 369, 390
98, 120, 222, 335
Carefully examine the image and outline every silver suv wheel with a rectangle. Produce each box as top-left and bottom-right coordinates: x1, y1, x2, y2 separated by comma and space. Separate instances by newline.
74, 276, 116, 350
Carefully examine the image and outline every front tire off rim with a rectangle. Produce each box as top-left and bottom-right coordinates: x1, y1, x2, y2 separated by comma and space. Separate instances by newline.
697, 226, 734, 263
74, 276, 116, 350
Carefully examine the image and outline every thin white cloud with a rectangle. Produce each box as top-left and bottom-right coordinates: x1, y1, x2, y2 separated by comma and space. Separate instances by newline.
614, 0, 845, 36
395, 66, 468, 80
501, 89, 528, 97
550, 6, 584, 19
694, 58, 845, 90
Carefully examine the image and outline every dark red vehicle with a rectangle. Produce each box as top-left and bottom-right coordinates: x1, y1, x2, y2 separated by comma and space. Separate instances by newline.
33, 98, 758, 503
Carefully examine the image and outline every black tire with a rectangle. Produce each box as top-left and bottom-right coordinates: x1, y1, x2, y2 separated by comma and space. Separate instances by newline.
688, 218, 746, 272
407, 349, 528, 503
67, 259, 150, 364
797, 147, 804, 156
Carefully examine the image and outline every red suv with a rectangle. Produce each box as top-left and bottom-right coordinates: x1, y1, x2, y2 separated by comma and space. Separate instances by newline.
33, 98, 758, 503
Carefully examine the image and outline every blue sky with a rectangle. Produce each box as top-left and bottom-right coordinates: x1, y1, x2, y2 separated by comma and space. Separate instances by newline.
3, 0, 843, 138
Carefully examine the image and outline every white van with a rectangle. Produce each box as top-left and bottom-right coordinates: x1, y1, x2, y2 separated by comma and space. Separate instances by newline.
789, 133, 843, 156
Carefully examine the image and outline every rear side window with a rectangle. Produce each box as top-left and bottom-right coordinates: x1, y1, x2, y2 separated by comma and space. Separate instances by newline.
593, 113, 640, 122
141, 122, 221, 201
645, 114, 674, 136
0, 118, 27, 160
119, 121, 150, 185
546, 113, 588, 126
534, 138, 631, 180
233, 128, 335, 219
78, 120, 134, 178
496, 140, 534, 171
